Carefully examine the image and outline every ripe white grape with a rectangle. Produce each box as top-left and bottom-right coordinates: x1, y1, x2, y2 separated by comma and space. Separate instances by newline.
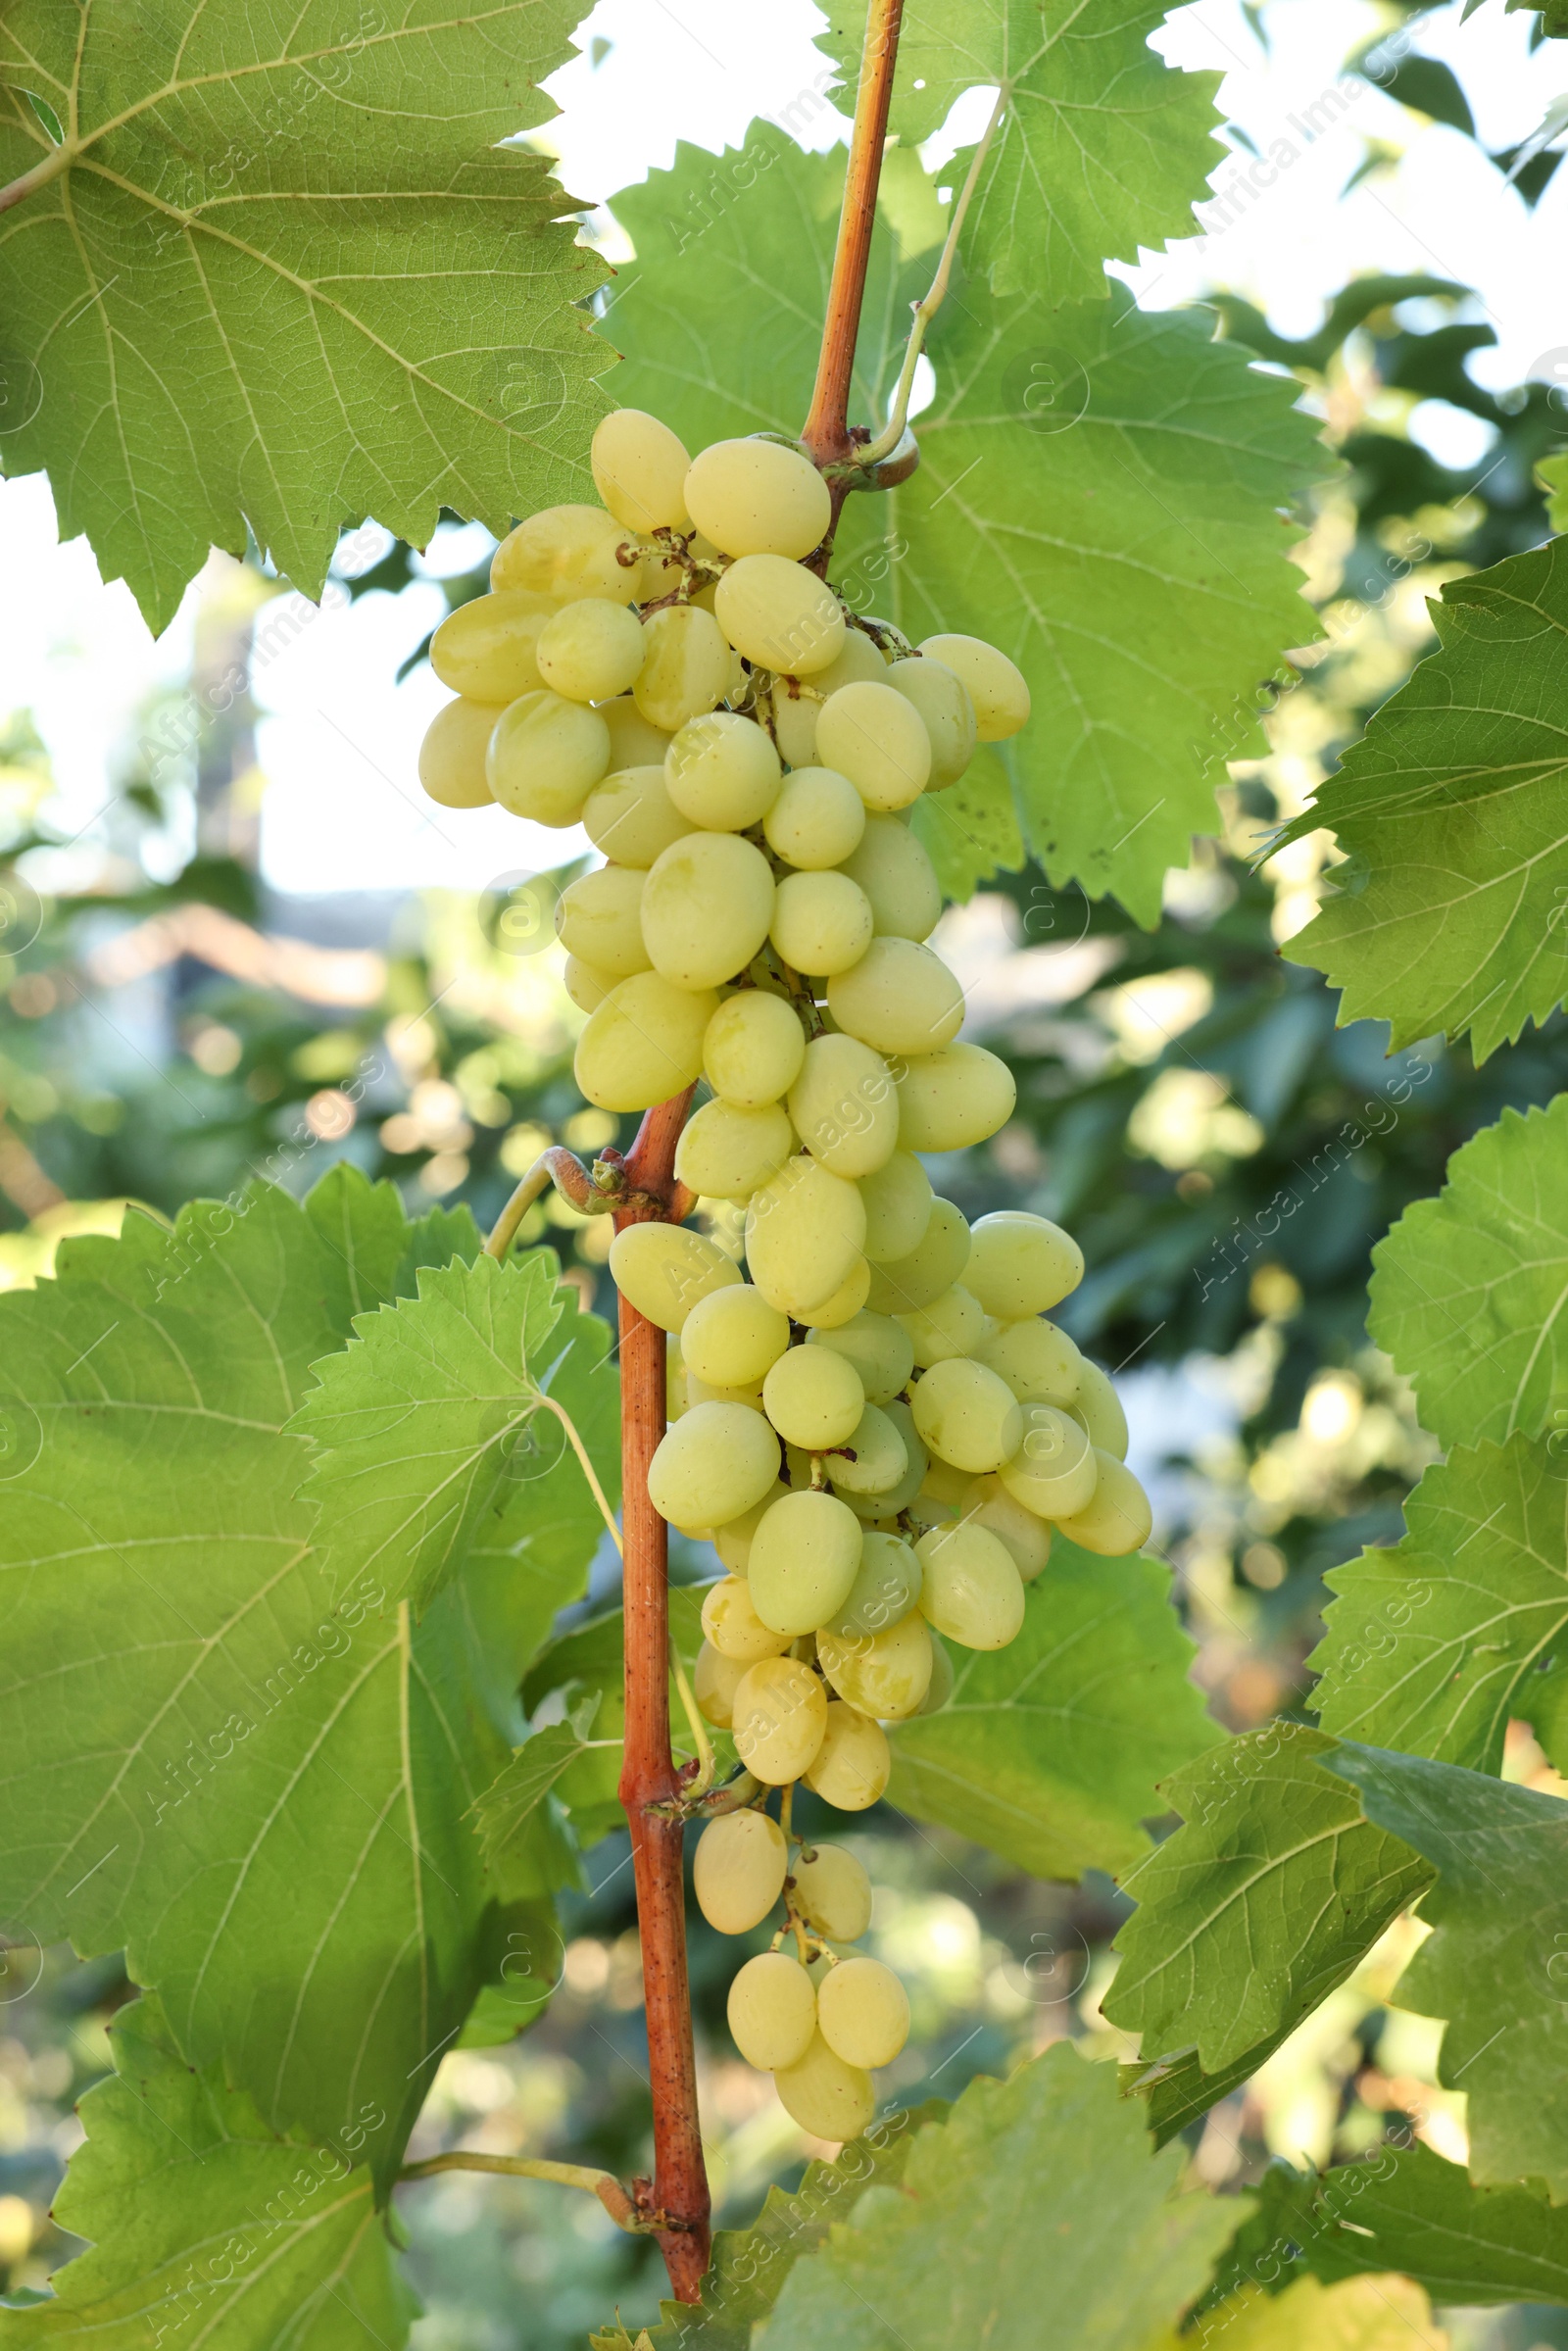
895, 1044, 1016, 1152
882, 657, 977, 790
731, 1654, 830, 1783
790, 1841, 872, 1938
842, 1397, 927, 1520
793, 1255, 872, 1330
919, 1456, 973, 1507
817, 1957, 909, 2070
714, 554, 846, 676
826, 937, 964, 1058
788, 1035, 899, 1181
574, 972, 717, 1111
647, 1401, 782, 1529
686, 1369, 765, 1415
487, 690, 612, 825
774, 2031, 874, 2141
633, 603, 733, 734
838, 814, 942, 942
825, 1530, 921, 1640
563, 955, 613, 1014
770, 871, 874, 978
582, 764, 694, 870
997, 1402, 1099, 1521
728, 1951, 818, 2072
864, 1197, 970, 1315
748, 1489, 863, 1637
702, 1575, 795, 1662
429, 589, 551, 704
744, 1154, 867, 1317
554, 864, 650, 979
695, 1641, 750, 1730
685, 436, 832, 560
641, 832, 775, 992
914, 1521, 1025, 1649
975, 1317, 1082, 1407
806, 1310, 914, 1408
918, 632, 1030, 741
760, 1345, 864, 1451
815, 682, 931, 811
608, 1222, 740, 1334
492, 504, 647, 605
916, 1628, 955, 1713
803, 1704, 890, 1810
966, 1474, 1054, 1581
703, 990, 807, 1108
817, 1608, 933, 1720
762, 765, 866, 869
770, 630, 886, 765
682, 1287, 792, 1392
602, 696, 674, 770
674, 1098, 794, 1200
534, 598, 646, 706
693, 1808, 788, 1935
820, 1402, 907, 1502
858, 1151, 934, 1264
418, 697, 504, 808
910, 1358, 1023, 1475
1070, 1358, 1130, 1459
665, 711, 781, 831
965, 1212, 1085, 1319
896, 1284, 985, 1368
1055, 1450, 1152, 1554
591, 409, 692, 533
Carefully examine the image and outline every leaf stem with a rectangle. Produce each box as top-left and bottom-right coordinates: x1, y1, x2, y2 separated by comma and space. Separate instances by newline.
530, 1394, 623, 1559
802, 0, 907, 467
669, 1641, 714, 1794
0, 139, 75, 220
485, 1148, 605, 1257
397, 2150, 641, 2232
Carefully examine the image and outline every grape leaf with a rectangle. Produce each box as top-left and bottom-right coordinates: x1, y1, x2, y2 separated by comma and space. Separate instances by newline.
1367, 1097, 1568, 1450
472, 1690, 604, 1873
884, 1541, 1218, 1881
1281, 543, 1568, 1060
817, 1, 1223, 302
0, 0, 609, 630
1312, 1437, 1568, 1772
908, 748, 1025, 903
759, 2039, 1246, 2350
0, 1993, 416, 2348
1147, 2275, 1442, 2351
1327, 1742, 1568, 2201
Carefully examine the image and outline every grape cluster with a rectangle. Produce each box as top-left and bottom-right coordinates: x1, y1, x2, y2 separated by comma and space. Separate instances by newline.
419, 409, 1152, 2140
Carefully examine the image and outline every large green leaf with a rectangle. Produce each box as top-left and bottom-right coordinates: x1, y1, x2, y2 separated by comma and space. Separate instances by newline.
1367, 1097, 1568, 1449
1150, 2275, 1442, 2350
885, 1542, 1216, 1880
605, 132, 1325, 923
818, 1, 1223, 301
0, 1994, 416, 2348
1282, 543, 1568, 1060
1313, 1437, 1568, 1772
0, 1, 609, 629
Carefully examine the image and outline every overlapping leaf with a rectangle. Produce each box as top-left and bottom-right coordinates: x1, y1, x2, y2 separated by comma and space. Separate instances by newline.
519, 1587, 715, 1845
909, 749, 1025, 903
1149, 2277, 1443, 2351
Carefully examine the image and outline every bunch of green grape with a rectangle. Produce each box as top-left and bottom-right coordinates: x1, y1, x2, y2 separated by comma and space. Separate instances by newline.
419, 408, 1152, 2140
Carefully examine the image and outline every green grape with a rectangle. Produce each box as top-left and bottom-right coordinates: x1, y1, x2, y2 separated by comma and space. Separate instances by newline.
693, 1808, 788, 1935
770, 630, 886, 765
1070, 1359, 1130, 1459
600, 696, 674, 772
770, 870, 874, 978
745, 1154, 867, 1317
633, 602, 733, 734
817, 1608, 932, 1720
965, 1211, 1085, 1319
915, 1627, 955, 1713
790, 1840, 872, 1938
822, 1402, 907, 1501
817, 1956, 909, 2069
694, 1639, 748, 1729
418, 697, 504, 808
896, 1283, 985, 1368
910, 1358, 1023, 1475
491, 503, 647, 604
788, 1034, 900, 1179
534, 598, 647, 706
1054, 1450, 1152, 1555
563, 955, 613, 1014
701, 1575, 795, 1662
731, 1654, 830, 1784
591, 408, 692, 533
642, 831, 775, 991
858, 1151, 934, 1265
975, 1317, 1082, 1406
703, 990, 807, 1107
822, 1529, 921, 1640
682, 1287, 792, 1392
674, 1097, 794, 1200
864, 1197, 970, 1314
815, 681, 931, 810
554, 864, 650, 979
665, 710, 781, 830
728, 1951, 818, 2072
919, 1457, 972, 1508
685, 436, 832, 560
608, 1221, 740, 1335
896, 1044, 1016, 1152
793, 1255, 872, 1330
582, 764, 694, 870
966, 1473, 1054, 1581
917, 632, 1030, 741
838, 1397, 926, 1521
914, 1521, 1025, 1649
685, 1369, 765, 1414
803, 1703, 890, 1811
486, 690, 612, 825
838, 814, 942, 942
575, 972, 716, 1111
997, 1402, 1099, 1521
713, 1480, 793, 1575
760, 1345, 864, 1451
429, 588, 551, 703
882, 656, 977, 789
762, 765, 866, 869
826, 936, 964, 1058
774, 2030, 874, 2140
748, 1489, 863, 1638
713, 554, 846, 675
647, 1400, 782, 1530
806, 1309, 913, 1408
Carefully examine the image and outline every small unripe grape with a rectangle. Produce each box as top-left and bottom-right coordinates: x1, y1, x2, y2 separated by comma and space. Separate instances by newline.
839, 815, 942, 942
609, 1222, 740, 1334
882, 657, 976, 789
1070, 1359, 1130, 1460
896, 1045, 1016, 1152
822, 1403, 907, 1500
535, 598, 646, 705
818, 1608, 932, 1720
965, 1212, 1085, 1320
555, 864, 649, 979
731, 1654, 830, 1784
714, 1480, 793, 1575
702, 1575, 795, 1662
574, 972, 716, 1112
693, 1808, 788, 1934
583, 764, 694, 870
591, 408, 692, 533
563, 955, 613, 1014
975, 1318, 1082, 1407
647, 1401, 782, 1529
815, 682, 931, 810
774, 2030, 874, 2141
770, 871, 874, 978
704, 991, 807, 1108
430, 589, 551, 703
714, 555, 846, 676
634, 602, 733, 733
487, 690, 612, 825
642, 832, 775, 992
997, 1402, 1099, 1520
745, 1155, 866, 1318
858, 1151, 935, 1266
682, 1286, 792, 1391
770, 631, 886, 764
817, 1957, 909, 2069
1055, 1451, 1152, 1555
665, 710, 781, 830
763, 765, 866, 870
823, 1530, 921, 1641
827, 937, 964, 1058
675, 1098, 794, 1200
788, 1035, 899, 1182
806, 1310, 913, 1408
967, 1474, 1054, 1581
896, 1284, 985, 1368
685, 437, 832, 560
694, 1640, 749, 1729
911, 1358, 1023, 1475
491, 504, 646, 604
918, 632, 1030, 741
748, 1490, 863, 1638
917, 1626, 956, 1712
791, 1840, 872, 1937
804, 1704, 890, 1811
418, 697, 503, 808
728, 1951, 818, 2071
864, 1198, 970, 1315
794, 1254, 872, 1330
600, 698, 674, 772
915, 1521, 1025, 1649
761, 1347, 865, 1452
